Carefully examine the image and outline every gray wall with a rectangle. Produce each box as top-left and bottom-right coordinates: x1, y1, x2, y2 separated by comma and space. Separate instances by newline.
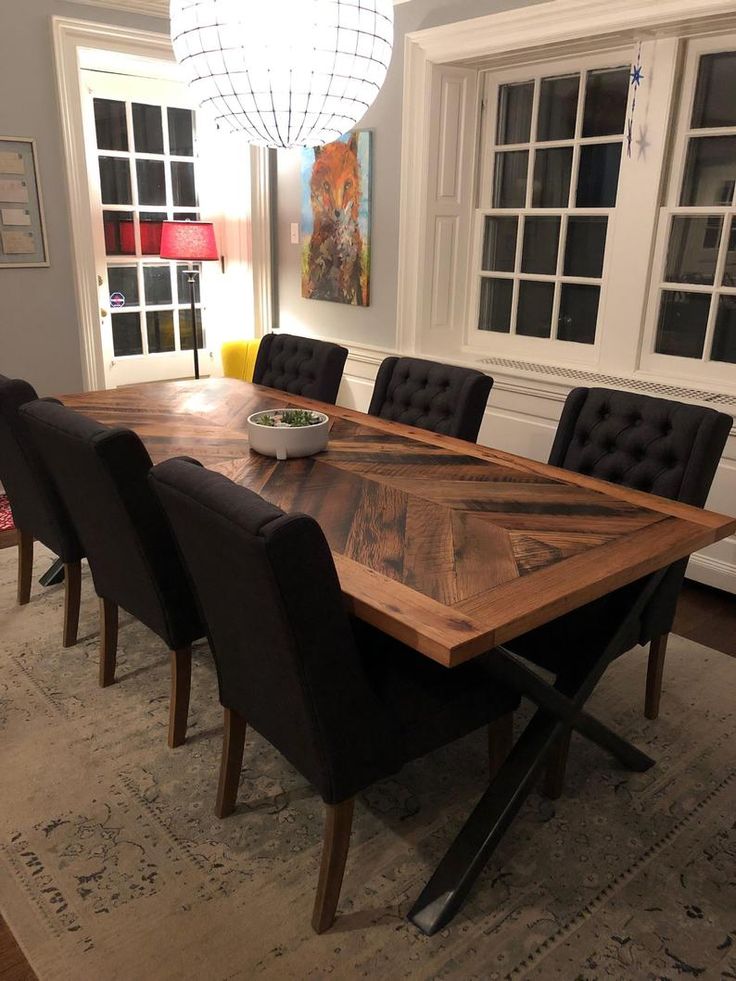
0, 0, 165, 396
276, 0, 545, 352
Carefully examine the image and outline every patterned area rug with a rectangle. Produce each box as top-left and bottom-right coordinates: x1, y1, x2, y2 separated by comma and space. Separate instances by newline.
1, 543, 734, 980
0, 494, 14, 532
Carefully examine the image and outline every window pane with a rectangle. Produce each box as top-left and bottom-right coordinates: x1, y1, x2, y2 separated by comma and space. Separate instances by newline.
171, 161, 197, 208
168, 107, 195, 156
665, 216, 722, 285
143, 265, 172, 305
136, 159, 166, 206
558, 284, 599, 343
94, 99, 128, 151
180, 308, 205, 350
724, 219, 736, 286
132, 103, 164, 155
99, 157, 132, 205
516, 280, 554, 337
103, 210, 135, 255
680, 137, 736, 206
521, 216, 560, 274
655, 290, 710, 358
146, 310, 175, 353
139, 212, 165, 255
478, 278, 512, 332
711, 295, 736, 363
532, 147, 572, 208
482, 216, 517, 271
692, 52, 736, 129
111, 311, 142, 356
174, 211, 200, 221
537, 74, 579, 142
576, 143, 621, 207
107, 266, 139, 307
497, 82, 533, 145
564, 216, 607, 277
177, 264, 201, 304
493, 151, 528, 208
582, 67, 629, 137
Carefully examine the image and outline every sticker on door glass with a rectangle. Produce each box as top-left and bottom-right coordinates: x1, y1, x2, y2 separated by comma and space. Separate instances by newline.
110, 292, 125, 308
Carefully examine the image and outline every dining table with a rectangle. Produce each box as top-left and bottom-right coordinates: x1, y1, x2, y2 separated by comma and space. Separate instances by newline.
62, 376, 736, 934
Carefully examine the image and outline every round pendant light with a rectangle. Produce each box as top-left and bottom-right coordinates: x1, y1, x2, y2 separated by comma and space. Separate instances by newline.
170, 0, 394, 149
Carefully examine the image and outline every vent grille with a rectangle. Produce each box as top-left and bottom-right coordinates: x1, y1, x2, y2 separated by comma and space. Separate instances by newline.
478, 356, 736, 410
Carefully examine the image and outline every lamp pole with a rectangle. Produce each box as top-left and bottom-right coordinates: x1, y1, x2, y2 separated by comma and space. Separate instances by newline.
187, 262, 200, 380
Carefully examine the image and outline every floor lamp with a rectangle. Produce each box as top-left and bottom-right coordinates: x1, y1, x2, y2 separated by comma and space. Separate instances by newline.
160, 221, 219, 380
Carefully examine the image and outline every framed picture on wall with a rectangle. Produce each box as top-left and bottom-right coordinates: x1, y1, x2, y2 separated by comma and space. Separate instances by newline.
0, 137, 49, 268
301, 130, 372, 306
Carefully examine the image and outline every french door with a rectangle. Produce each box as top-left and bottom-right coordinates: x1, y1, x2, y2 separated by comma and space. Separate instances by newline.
81, 70, 217, 387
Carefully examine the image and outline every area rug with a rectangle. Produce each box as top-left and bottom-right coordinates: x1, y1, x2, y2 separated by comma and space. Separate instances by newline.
1, 544, 734, 980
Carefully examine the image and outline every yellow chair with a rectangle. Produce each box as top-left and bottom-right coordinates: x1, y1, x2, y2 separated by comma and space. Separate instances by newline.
221, 338, 262, 382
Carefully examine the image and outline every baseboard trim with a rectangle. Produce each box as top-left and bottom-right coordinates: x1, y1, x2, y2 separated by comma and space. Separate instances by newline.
686, 553, 736, 593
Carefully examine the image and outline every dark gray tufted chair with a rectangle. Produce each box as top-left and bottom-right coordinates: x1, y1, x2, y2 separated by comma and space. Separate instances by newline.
252, 333, 348, 405
368, 357, 494, 442
507, 386, 731, 797
0, 375, 84, 647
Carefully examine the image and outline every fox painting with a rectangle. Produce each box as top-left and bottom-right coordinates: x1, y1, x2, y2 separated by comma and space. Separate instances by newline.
301, 131, 371, 306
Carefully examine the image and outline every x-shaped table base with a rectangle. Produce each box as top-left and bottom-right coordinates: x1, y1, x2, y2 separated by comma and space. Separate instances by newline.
408, 571, 665, 936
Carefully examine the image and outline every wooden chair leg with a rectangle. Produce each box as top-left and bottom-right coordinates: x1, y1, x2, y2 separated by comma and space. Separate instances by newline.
645, 633, 668, 721
168, 646, 192, 748
17, 531, 33, 605
62, 561, 82, 648
543, 729, 572, 800
312, 799, 355, 934
99, 597, 118, 687
215, 708, 247, 818
488, 712, 514, 780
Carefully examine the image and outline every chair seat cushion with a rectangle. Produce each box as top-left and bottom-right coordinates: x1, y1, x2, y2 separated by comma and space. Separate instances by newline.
352, 619, 520, 763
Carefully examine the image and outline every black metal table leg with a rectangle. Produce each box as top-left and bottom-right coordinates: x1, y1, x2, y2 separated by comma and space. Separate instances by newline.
409, 708, 563, 935
39, 557, 64, 587
574, 710, 654, 772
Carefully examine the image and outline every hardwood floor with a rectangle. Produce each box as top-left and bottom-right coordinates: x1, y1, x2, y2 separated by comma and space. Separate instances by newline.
0, 580, 733, 978
0, 917, 33, 981
673, 580, 736, 657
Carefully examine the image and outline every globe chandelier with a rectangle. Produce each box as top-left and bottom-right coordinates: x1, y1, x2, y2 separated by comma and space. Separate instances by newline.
170, 0, 394, 149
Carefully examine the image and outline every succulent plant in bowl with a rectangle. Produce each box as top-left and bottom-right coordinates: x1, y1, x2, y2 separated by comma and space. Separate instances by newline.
247, 407, 330, 460
256, 409, 324, 428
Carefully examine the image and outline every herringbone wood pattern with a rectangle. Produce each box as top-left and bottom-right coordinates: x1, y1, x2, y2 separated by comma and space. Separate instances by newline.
62, 379, 735, 666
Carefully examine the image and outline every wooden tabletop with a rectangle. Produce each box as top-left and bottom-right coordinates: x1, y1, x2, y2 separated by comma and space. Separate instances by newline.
61, 378, 736, 667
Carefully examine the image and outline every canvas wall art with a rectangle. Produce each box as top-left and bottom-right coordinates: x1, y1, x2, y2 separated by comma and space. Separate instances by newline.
301, 131, 371, 306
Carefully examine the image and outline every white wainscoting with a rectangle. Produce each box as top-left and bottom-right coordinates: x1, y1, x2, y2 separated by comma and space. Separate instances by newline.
336, 347, 736, 595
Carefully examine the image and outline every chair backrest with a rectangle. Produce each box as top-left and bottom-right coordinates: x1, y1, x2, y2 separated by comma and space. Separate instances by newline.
0, 375, 82, 561
549, 387, 732, 645
20, 400, 201, 650
367, 357, 494, 442
149, 457, 398, 804
252, 332, 348, 404
549, 387, 732, 506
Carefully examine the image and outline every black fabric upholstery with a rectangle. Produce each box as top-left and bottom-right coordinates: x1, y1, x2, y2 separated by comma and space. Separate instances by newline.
368, 357, 494, 442
252, 333, 348, 404
548, 387, 732, 505
150, 458, 519, 805
20, 401, 202, 651
0, 375, 82, 562
509, 387, 732, 674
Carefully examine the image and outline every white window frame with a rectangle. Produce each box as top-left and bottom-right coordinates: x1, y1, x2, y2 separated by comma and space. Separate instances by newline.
397, 0, 736, 393
468, 50, 632, 364
641, 32, 736, 388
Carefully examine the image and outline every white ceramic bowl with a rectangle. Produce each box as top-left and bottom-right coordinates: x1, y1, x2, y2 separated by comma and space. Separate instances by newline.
247, 408, 330, 460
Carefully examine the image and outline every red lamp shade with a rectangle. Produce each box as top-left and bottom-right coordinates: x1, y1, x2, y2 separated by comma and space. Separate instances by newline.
159, 220, 219, 261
